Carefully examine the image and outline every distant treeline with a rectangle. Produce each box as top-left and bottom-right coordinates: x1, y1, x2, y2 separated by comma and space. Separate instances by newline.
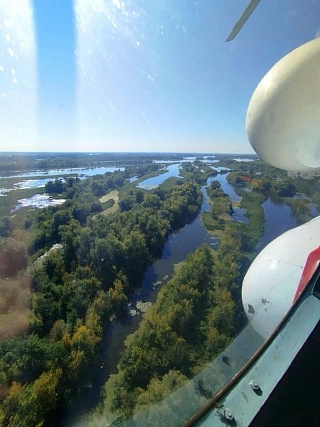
0, 152, 206, 173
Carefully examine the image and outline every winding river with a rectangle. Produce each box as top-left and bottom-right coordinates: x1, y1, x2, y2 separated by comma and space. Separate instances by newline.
2, 159, 317, 425
19, 166, 311, 425
67, 184, 219, 423
69, 171, 317, 425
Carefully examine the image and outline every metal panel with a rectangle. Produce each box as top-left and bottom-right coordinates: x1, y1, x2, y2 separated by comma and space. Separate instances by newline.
195, 295, 320, 426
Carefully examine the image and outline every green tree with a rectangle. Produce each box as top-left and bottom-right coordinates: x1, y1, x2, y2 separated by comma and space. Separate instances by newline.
135, 370, 187, 414
108, 279, 128, 315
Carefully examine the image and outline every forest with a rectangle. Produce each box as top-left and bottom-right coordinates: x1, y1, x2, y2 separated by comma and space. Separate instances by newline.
101, 226, 242, 424
0, 153, 319, 426
0, 162, 204, 426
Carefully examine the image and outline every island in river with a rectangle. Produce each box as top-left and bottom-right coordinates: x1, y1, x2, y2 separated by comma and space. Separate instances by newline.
0, 152, 319, 426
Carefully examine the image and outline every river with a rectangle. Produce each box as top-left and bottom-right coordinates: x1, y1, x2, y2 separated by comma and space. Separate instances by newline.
257, 196, 299, 251
98, 173, 252, 381
69, 171, 272, 423
213, 173, 318, 251
101, 184, 218, 368
210, 172, 248, 223
1, 156, 315, 425
4, 160, 312, 418
1, 166, 125, 180
69, 170, 314, 424
67, 184, 220, 424
6, 163, 311, 424
137, 163, 182, 189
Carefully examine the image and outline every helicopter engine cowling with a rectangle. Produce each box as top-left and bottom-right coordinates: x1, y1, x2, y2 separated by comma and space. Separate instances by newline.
246, 38, 320, 175
242, 216, 320, 339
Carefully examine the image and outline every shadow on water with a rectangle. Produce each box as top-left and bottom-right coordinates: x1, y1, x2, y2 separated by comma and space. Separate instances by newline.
161, 242, 171, 260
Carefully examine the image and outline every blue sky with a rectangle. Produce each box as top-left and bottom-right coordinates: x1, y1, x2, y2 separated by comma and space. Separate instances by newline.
1, 0, 320, 153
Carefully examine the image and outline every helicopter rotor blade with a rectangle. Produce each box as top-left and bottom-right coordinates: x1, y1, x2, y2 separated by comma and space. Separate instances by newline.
226, 0, 261, 42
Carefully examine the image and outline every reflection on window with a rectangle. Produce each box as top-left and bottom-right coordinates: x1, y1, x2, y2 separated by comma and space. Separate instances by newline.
0, 1, 36, 150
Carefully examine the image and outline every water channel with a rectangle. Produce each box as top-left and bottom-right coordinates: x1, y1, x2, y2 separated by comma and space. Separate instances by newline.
212, 172, 318, 251
1, 166, 125, 180
101, 170, 252, 377
102, 185, 217, 368
6, 163, 314, 424
257, 197, 299, 251
69, 170, 316, 424
69, 183, 220, 423
137, 164, 182, 189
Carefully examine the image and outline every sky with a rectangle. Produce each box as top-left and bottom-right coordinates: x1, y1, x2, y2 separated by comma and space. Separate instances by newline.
1, 0, 320, 154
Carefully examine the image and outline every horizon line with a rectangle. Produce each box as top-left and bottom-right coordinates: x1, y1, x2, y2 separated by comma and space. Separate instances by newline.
0, 151, 257, 156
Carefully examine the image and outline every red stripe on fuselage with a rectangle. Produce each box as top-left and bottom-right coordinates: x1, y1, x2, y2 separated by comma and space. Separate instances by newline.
293, 246, 320, 304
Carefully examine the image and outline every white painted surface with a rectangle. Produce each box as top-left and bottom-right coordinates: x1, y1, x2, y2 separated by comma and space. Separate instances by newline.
247, 38, 320, 174
242, 216, 320, 338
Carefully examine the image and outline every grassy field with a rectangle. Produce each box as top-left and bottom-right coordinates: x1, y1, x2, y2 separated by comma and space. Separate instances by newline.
98, 190, 119, 216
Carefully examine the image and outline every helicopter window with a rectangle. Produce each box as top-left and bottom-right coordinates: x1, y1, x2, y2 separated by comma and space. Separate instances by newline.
1, 1, 320, 426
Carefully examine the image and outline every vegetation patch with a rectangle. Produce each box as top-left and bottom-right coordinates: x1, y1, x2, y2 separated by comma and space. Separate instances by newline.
179, 162, 216, 185
1, 154, 319, 426
100, 198, 115, 210
101, 244, 238, 422
285, 198, 314, 224
0, 167, 203, 425
238, 190, 265, 253
158, 176, 184, 190
97, 190, 119, 215
201, 211, 224, 232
